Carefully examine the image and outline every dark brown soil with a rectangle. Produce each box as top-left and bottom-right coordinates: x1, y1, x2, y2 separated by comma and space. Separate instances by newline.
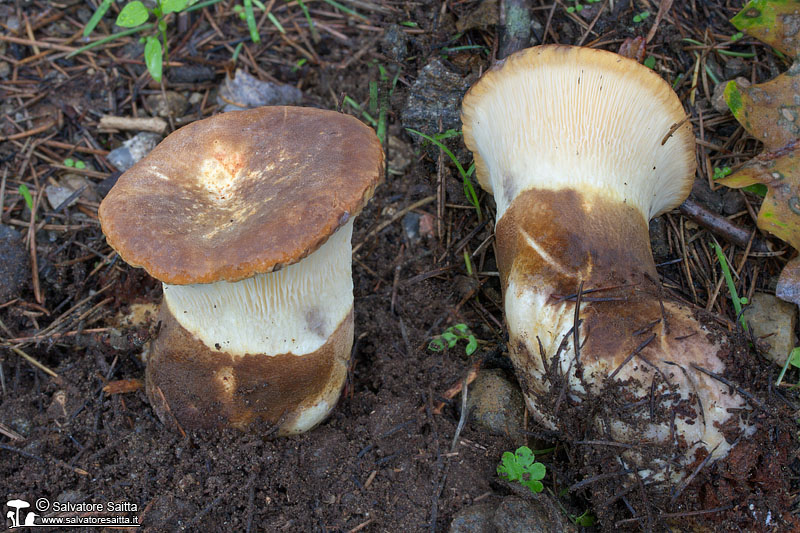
1, 0, 799, 531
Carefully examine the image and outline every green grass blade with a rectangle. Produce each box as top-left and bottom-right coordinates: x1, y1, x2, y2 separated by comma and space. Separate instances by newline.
711, 242, 748, 332
68, 23, 156, 58
83, 0, 115, 36
295, 0, 319, 41
320, 0, 367, 21
244, 0, 261, 42
344, 96, 377, 126
267, 11, 285, 34
406, 128, 482, 220
184, 0, 226, 12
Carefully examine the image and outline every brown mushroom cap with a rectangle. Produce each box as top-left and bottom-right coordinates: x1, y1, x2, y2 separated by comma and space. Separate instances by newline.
99, 106, 384, 285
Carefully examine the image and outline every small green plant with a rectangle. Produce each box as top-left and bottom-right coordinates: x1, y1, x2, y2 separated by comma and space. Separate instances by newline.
406, 128, 482, 220
714, 166, 766, 196
713, 166, 732, 180
428, 323, 478, 355
643, 55, 656, 69
571, 509, 597, 527
18, 184, 34, 211
113, 0, 196, 82
233, 0, 266, 40
710, 241, 748, 332
291, 58, 308, 72
81, 0, 256, 82
497, 446, 546, 493
633, 10, 650, 23
566, 0, 600, 13
731, 31, 744, 42
777, 346, 800, 385
63, 158, 86, 169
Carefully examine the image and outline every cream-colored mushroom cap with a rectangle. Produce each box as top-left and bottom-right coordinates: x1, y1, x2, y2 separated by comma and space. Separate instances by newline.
462, 45, 695, 220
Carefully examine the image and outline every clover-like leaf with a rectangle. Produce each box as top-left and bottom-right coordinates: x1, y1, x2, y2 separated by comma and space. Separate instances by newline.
116, 1, 149, 27
161, 0, 189, 14
428, 338, 445, 352
144, 36, 163, 82
496, 446, 546, 494
441, 331, 459, 348
465, 336, 478, 355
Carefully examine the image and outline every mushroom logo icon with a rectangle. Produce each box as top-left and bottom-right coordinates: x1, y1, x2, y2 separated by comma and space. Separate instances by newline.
5, 499, 38, 528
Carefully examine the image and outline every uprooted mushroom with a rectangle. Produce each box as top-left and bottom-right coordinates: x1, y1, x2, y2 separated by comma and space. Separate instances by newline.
461, 46, 756, 483
99, 106, 383, 434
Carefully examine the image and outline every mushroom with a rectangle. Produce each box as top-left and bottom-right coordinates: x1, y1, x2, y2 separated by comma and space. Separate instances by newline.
461, 46, 753, 479
99, 106, 383, 434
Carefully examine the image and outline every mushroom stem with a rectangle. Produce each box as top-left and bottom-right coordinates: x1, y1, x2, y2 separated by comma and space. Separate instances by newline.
147, 220, 355, 434
499, 187, 751, 476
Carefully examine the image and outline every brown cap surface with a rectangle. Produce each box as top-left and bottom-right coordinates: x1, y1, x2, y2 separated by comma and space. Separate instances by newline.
99, 107, 384, 285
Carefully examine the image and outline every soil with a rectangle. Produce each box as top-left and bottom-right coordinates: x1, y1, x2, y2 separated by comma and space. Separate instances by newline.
1, 0, 799, 532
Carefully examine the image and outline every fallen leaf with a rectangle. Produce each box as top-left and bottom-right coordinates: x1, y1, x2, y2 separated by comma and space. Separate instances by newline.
723, 62, 800, 152
718, 1, 800, 303
618, 36, 646, 63
730, 0, 800, 57
718, 140, 800, 248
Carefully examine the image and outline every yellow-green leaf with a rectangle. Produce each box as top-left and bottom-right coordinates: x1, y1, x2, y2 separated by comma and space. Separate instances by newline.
725, 63, 800, 152
731, 0, 800, 57
718, 140, 800, 248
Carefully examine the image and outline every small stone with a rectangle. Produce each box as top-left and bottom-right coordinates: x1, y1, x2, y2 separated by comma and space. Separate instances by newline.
6, 16, 20, 32
387, 135, 413, 173
381, 24, 408, 62
449, 501, 497, 533
10, 416, 31, 437
188, 92, 203, 105
492, 496, 572, 533
403, 212, 421, 244
466, 369, 525, 442
46, 390, 69, 421
46, 185, 76, 210
722, 188, 745, 215
401, 59, 470, 156
724, 57, 748, 79
0, 224, 29, 303
146, 91, 189, 118
46, 174, 99, 210
217, 69, 303, 112
777, 257, 800, 306
743, 292, 797, 366
107, 132, 162, 172
712, 82, 730, 114
0, 61, 9, 80
419, 212, 435, 239
690, 178, 743, 216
